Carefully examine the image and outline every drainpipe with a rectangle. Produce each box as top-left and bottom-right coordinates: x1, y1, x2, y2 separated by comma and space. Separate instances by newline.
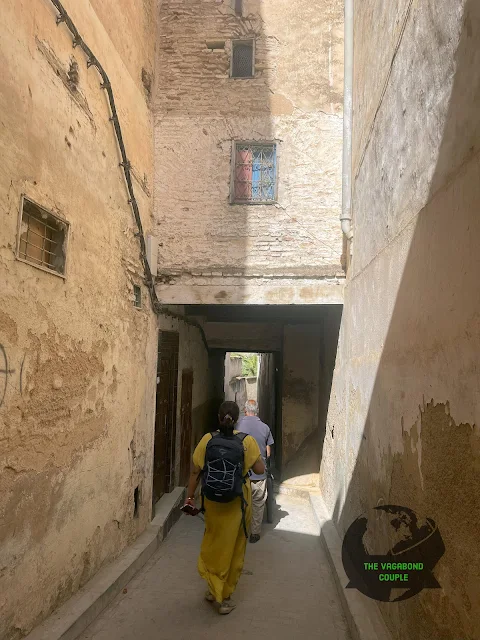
341, 0, 354, 246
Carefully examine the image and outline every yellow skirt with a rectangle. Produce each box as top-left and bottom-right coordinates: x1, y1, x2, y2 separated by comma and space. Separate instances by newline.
197, 481, 252, 603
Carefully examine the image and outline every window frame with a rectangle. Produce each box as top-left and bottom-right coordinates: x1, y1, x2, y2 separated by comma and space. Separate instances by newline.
230, 38, 255, 79
133, 284, 142, 309
229, 140, 279, 205
15, 194, 69, 279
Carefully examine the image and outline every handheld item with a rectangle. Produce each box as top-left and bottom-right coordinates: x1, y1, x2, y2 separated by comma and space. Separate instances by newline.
181, 503, 200, 516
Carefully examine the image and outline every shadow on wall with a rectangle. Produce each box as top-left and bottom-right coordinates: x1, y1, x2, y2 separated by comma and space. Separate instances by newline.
154, 0, 274, 307
327, 1, 480, 638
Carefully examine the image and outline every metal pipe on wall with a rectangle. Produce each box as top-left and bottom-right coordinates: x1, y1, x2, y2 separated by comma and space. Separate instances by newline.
341, 0, 354, 245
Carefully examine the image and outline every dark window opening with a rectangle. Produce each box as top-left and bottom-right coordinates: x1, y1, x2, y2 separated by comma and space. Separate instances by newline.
17, 197, 68, 276
231, 40, 254, 78
232, 142, 277, 203
234, 0, 243, 16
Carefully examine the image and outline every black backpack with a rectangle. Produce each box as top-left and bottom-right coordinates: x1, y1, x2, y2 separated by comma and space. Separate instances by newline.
200, 431, 249, 537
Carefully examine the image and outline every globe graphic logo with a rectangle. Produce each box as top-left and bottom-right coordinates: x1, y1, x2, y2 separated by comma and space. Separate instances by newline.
342, 505, 445, 602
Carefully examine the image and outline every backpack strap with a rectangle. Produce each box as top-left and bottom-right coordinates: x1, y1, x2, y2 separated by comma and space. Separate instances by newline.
236, 432, 249, 537
240, 495, 248, 539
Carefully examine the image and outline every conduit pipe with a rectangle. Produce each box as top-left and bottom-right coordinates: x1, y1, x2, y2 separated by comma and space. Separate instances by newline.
47, 0, 209, 351
341, 0, 354, 244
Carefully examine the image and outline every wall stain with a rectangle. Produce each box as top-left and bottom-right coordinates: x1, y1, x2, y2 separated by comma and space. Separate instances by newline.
35, 38, 96, 130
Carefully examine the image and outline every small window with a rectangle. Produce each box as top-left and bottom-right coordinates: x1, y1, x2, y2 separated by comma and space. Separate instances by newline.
231, 39, 254, 78
231, 142, 277, 204
133, 285, 142, 308
234, 0, 243, 15
17, 196, 68, 276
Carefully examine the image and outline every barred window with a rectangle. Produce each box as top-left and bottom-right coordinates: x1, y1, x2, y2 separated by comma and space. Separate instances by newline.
133, 284, 142, 308
231, 142, 277, 204
17, 197, 68, 276
231, 40, 254, 78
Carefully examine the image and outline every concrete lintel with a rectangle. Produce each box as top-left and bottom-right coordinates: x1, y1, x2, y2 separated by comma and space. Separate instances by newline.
308, 493, 393, 640
25, 487, 186, 640
155, 278, 345, 305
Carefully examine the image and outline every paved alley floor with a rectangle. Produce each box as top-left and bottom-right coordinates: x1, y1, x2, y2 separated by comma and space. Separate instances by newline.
79, 494, 351, 640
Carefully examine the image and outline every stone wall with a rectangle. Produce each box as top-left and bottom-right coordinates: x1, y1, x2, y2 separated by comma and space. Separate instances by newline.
320, 1, 480, 638
0, 2, 207, 637
153, 0, 344, 305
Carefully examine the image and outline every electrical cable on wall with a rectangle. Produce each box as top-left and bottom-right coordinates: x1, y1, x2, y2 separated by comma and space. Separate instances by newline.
47, 0, 209, 351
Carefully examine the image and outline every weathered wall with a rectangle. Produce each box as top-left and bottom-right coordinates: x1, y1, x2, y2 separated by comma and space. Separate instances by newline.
257, 352, 276, 436
282, 324, 321, 468
223, 353, 247, 407
0, 1, 160, 637
224, 353, 243, 400
245, 376, 257, 401
153, 0, 344, 305
321, 1, 480, 638
170, 315, 211, 484
205, 321, 283, 351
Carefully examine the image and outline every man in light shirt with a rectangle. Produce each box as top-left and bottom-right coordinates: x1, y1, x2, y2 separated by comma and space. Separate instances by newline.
237, 399, 274, 543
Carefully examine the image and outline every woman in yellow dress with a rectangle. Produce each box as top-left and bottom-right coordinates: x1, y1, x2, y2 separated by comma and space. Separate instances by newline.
184, 401, 265, 615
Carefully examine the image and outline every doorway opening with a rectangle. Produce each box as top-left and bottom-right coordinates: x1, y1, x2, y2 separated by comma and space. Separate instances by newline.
223, 350, 283, 472
152, 330, 179, 506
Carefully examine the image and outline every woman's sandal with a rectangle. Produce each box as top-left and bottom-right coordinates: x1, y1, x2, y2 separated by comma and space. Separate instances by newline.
218, 598, 236, 615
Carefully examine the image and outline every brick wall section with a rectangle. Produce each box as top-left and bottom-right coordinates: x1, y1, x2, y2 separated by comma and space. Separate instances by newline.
153, 0, 344, 289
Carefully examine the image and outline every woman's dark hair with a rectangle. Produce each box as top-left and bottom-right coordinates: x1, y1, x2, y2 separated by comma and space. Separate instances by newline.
218, 401, 240, 435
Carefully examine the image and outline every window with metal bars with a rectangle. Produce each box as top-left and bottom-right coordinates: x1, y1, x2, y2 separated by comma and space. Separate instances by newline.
133, 284, 142, 308
231, 142, 277, 204
17, 197, 68, 276
231, 39, 254, 78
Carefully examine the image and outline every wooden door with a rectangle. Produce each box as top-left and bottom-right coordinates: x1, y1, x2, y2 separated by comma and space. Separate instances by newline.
153, 331, 179, 504
179, 369, 194, 487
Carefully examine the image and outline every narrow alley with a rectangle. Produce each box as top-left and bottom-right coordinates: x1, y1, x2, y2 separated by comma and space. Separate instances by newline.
1, 0, 479, 639
78, 494, 350, 640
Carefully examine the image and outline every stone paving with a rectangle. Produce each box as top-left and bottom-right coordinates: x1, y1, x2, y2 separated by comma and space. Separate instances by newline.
79, 494, 351, 640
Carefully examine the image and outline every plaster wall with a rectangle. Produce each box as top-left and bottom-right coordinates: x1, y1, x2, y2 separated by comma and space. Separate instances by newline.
321, 1, 480, 638
170, 316, 211, 485
282, 324, 321, 468
0, 1, 160, 637
204, 321, 283, 351
245, 377, 257, 402
153, 0, 344, 305
257, 352, 276, 436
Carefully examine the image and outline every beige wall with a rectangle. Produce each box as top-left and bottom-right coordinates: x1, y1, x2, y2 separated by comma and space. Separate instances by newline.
321, 1, 480, 638
282, 324, 322, 468
0, 2, 209, 638
245, 376, 257, 402
0, 2, 157, 637
224, 353, 243, 396
153, 0, 344, 305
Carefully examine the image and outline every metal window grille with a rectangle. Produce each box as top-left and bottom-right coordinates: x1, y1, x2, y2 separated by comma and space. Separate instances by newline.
133, 284, 142, 308
17, 197, 67, 275
231, 40, 254, 78
232, 142, 277, 203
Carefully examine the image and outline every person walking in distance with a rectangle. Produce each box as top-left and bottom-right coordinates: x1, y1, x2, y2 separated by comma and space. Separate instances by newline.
237, 399, 274, 543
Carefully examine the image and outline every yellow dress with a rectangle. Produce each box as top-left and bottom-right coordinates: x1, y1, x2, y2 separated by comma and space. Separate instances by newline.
192, 431, 261, 603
